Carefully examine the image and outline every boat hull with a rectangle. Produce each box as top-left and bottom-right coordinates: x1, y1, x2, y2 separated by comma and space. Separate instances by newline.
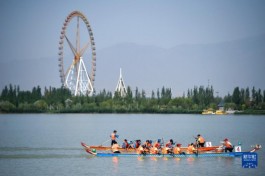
95, 152, 244, 158
83, 143, 219, 153
81, 142, 249, 158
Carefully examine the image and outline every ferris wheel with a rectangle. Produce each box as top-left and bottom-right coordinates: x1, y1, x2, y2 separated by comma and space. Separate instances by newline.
58, 11, 96, 96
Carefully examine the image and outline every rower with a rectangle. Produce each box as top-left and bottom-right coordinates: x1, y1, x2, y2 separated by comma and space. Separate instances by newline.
173, 143, 185, 155
122, 139, 132, 149
110, 130, 119, 146
134, 140, 141, 149
150, 145, 159, 154
187, 143, 196, 154
165, 139, 174, 154
154, 139, 162, 149
143, 140, 152, 153
112, 141, 121, 153
222, 138, 234, 152
196, 134, 205, 147
137, 145, 146, 155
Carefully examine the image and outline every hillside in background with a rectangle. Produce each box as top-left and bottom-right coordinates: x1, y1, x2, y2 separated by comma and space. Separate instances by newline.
1, 34, 265, 97
96, 34, 265, 96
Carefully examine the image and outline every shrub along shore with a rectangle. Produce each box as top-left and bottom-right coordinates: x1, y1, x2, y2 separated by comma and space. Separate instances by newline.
1, 84, 265, 114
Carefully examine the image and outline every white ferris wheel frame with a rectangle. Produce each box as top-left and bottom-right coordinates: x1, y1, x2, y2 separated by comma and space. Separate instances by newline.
58, 11, 96, 96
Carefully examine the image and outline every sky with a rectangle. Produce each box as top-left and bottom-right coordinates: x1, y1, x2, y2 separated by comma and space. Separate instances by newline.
0, 0, 265, 96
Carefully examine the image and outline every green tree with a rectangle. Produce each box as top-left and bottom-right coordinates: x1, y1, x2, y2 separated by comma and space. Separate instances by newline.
34, 100, 48, 111
156, 88, 160, 99
263, 90, 265, 102
125, 86, 133, 103
0, 101, 16, 112
232, 87, 241, 108
245, 87, 250, 108
151, 90, 155, 99
252, 86, 256, 105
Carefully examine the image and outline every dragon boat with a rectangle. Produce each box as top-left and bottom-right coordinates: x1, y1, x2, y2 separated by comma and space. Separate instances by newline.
82, 143, 219, 153
81, 142, 261, 158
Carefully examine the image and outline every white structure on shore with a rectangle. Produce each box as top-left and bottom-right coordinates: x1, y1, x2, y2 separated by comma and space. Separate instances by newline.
58, 11, 96, 96
115, 68, 127, 97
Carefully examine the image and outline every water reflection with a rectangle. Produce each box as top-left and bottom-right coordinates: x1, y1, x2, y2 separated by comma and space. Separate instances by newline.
137, 156, 144, 161
186, 157, 195, 164
1, 114, 264, 176
162, 157, 168, 161
150, 157, 158, 161
174, 158, 181, 163
112, 157, 119, 173
112, 156, 119, 163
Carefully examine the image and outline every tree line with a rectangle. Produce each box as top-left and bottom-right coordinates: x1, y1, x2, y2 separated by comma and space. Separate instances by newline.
0, 84, 265, 114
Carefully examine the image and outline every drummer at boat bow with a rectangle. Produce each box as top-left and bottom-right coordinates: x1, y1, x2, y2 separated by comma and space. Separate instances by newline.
110, 130, 118, 146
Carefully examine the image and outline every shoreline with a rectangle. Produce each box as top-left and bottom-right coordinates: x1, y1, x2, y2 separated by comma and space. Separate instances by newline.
1, 110, 265, 115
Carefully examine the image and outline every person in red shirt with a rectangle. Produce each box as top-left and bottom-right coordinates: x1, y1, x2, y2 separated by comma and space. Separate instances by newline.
122, 139, 132, 149
154, 139, 161, 149
165, 139, 174, 154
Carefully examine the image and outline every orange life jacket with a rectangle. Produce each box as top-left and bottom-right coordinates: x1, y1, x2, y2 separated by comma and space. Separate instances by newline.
173, 147, 181, 154
198, 136, 205, 143
187, 145, 195, 154
150, 147, 158, 154
161, 147, 168, 154
137, 146, 144, 154
224, 141, 233, 148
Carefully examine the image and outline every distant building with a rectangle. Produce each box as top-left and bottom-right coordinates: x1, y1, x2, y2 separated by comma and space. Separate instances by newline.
115, 68, 127, 97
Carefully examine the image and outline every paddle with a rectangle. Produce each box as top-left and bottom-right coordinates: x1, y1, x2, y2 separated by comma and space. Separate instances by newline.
161, 138, 165, 156
189, 142, 198, 156
195, 147, 199, 156
192, 140, 199, 156
193, 135, 199, 148
161, 138, 165, 147
100, 132, 120, 146
100, 138, 111, 146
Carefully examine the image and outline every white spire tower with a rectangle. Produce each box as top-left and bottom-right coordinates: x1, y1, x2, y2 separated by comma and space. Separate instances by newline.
115, 68, 127, 97
65, 56, 94, 96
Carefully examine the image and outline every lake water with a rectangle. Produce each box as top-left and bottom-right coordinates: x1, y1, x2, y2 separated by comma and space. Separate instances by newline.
0, 114, 264, 176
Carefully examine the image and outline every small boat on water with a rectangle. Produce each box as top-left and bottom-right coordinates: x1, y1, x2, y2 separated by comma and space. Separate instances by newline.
202, 109, 227, 115
215, 110, 227, 115
81, 142, 261, 158
202, 109, 215, 115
